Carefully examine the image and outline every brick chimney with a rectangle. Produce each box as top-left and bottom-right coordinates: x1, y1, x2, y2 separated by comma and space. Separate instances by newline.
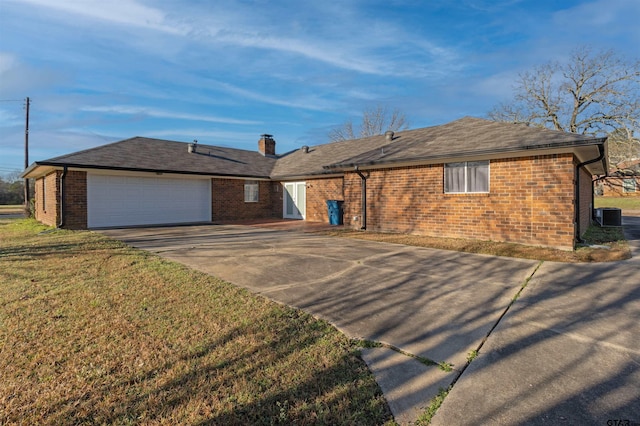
258, 134, 276, 156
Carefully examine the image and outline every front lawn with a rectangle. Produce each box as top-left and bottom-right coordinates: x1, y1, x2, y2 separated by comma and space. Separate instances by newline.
0, 219, 392, 425
595, 196, 640, 210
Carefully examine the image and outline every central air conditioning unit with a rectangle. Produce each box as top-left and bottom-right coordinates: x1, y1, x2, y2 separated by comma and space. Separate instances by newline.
594, 208, 622, 227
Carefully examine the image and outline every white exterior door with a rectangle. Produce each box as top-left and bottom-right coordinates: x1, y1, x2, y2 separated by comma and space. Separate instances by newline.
283, 182, 305, 219
87, 174, 211, 228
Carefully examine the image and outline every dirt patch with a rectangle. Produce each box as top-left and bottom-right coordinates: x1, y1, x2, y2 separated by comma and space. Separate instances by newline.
317, 229, 630, 263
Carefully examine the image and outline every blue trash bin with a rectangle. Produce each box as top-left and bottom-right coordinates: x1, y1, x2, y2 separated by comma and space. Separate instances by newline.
326, 200, 344, 225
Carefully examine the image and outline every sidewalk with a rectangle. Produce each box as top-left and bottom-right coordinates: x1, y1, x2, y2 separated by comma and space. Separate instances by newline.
431, 217, 640, 425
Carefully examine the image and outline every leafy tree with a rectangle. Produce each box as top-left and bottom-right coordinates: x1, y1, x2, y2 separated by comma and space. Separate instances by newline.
0, 172, 32, 205
489, 46, 640, 169
0, 177, 23, 204
329, 105, 410, 142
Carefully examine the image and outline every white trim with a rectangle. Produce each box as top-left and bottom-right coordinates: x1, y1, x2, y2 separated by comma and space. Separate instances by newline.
283, 181, 306, 219
244, 181, 259, 202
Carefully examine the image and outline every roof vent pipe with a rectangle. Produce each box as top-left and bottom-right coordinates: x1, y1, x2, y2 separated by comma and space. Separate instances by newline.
301, 145, 309, 153
385, 131, 394, 141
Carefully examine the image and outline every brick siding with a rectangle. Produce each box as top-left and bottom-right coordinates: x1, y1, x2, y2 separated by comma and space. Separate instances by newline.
577, 165, 593, 238
64, 171, 87, 229
33, 170, 87, 229
304, 177, 344, 222
211, 178, 279, 221
34, 172, 59, 227
342, 154, 578, 250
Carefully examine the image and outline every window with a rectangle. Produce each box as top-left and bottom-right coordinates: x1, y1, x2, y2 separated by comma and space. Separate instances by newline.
444, 161, 489, 193
623, 178, 636, 193
244, 181, 259, 202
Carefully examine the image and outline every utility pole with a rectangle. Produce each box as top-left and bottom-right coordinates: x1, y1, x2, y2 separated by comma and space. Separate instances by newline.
24, 97, 30, 215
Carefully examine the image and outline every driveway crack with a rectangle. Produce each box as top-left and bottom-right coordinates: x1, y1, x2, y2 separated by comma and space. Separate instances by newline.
450, 260, 544, 387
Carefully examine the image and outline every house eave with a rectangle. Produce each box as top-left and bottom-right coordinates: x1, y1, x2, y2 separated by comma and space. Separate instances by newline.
22, 162, 272, 180
270, 172, 344, 181
325, 140, 608, 175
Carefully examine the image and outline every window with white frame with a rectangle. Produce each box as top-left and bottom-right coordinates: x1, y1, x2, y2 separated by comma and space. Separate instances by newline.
623, 178, 636, 193
444, 161, 489, 193
244, 181, 259, 202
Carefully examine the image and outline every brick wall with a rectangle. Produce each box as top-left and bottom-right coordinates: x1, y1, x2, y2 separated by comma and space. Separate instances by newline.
211, 178, 279, 221
63, 171, 87, 229
577, 165, 593, 237
342, 154, 578, 250
34, 170, 88, 229
34, 172, 59, 227
270, 181, 284, 218
304, 177, 344, 222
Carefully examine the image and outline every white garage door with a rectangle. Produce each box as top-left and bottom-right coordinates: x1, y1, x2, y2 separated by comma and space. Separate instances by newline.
87, 174, 211, 228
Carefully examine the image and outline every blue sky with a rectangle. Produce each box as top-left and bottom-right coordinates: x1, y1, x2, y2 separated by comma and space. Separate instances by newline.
1, 0, 639, 176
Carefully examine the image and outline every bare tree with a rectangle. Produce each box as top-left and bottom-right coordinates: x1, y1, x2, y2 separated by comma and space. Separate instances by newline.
607, 128, 640, 171
329, 105, 410, 142
489, 46, 640, 168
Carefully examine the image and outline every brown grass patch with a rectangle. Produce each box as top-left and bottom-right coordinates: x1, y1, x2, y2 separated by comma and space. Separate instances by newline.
319, 226, 630, 263
0, 219, 392, 425
0, 205, 25, 215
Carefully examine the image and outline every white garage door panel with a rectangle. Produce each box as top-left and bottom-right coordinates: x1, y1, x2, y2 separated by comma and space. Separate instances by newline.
88, 175, 211, 228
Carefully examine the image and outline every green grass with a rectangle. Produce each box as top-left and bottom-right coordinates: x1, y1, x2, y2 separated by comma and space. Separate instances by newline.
595, 196, 640, 210
416, 388, 449, 425
0, 219, 393, 425
581, 224, 626, 245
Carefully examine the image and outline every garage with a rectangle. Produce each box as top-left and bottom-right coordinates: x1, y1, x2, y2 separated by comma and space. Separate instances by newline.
87, 174, 211, 228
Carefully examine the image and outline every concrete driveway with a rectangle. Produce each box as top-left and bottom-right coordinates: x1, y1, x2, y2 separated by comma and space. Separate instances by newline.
431, 216, 640, 425
101, 224, 540, 423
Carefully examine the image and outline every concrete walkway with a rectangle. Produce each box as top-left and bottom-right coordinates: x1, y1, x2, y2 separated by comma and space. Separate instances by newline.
101, 224, 539, 424
431, 216, 640, 425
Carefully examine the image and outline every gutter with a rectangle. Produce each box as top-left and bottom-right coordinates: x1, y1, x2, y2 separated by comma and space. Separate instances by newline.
574, 144, 606, 244
23, 161, 272, 180
58, 166, 68, 228
355, 166, 367, 230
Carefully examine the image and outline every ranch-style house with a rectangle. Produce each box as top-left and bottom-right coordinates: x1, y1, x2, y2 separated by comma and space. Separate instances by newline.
23, 117, 608, 250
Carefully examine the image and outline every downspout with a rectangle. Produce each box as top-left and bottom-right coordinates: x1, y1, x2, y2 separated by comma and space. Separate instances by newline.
58, 166, 67, 228
355, 166, 367, 230
574, 144, 605, 244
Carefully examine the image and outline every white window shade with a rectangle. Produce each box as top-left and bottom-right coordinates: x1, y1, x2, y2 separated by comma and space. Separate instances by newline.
445, 161, 489, 193
244, 182, 259, 202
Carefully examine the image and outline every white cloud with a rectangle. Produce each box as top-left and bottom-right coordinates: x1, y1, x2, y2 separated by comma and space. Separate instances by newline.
0, 52, 18, 74
210, 81, 340, 112
0, 52, 67, 97
81, 105, 262, 125
9, 0, 458, 78
12, 0, 188, 35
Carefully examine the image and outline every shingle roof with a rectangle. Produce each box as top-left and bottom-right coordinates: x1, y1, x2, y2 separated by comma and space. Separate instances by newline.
28, 137, 276, 178
25, 117, 607, 179
324, 117, 606, 169
270, 133, 393, 179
